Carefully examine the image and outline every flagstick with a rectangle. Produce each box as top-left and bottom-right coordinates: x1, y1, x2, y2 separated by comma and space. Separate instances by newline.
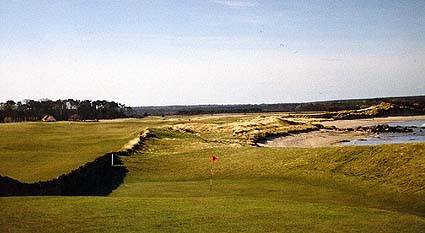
210, 161, 213, 191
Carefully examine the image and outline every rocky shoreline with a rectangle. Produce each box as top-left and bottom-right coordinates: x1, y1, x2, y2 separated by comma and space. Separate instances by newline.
259, 116, 425, 148
349, 124, 414, 133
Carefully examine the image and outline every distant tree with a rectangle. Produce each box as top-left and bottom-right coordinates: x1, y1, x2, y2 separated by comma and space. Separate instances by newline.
0, 99, 131, 123
78, 100, 95, 120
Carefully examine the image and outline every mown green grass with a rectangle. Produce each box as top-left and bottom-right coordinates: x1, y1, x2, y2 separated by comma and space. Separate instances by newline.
2, 196, 424, 233
1, 115, 425, 232
0, 118, 171, 182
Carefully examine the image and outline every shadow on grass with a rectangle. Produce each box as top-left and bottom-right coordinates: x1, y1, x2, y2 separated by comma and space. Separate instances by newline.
0, 153, 128, 196
0, 129, 153, 196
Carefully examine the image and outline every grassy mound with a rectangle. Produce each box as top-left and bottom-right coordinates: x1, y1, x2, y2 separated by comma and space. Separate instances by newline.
167, 116, 318, 145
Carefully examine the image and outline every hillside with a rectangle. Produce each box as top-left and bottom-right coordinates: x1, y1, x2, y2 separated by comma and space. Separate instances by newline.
133, 95, 425, 116
297, 101, 425, 120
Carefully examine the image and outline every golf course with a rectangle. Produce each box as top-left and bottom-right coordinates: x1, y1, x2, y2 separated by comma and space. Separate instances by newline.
1, 113, 424, 232
2, 1, 425, 231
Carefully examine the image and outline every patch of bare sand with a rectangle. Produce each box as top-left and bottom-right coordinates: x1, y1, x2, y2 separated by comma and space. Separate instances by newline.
259, 129, 368, 148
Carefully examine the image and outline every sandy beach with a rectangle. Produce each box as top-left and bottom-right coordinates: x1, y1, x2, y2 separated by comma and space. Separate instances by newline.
261, 115, 425, 148
259, 129, 368, 147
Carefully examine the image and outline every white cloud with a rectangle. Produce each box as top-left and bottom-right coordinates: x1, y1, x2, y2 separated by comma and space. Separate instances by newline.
213, 0, 257, 8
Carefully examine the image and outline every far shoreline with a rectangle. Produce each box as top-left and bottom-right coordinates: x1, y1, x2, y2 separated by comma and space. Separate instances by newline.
320, 115, 425, 129
260, 115, 425, 148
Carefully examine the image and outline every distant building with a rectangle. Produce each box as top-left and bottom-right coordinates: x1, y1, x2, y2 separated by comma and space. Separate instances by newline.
41, 115, 56, 122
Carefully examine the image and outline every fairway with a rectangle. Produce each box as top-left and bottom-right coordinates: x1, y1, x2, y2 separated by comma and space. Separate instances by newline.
1, 114, 425, 232
0, 118, 174, 182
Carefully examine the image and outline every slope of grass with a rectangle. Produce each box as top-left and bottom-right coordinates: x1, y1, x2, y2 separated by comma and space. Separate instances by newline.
1, 114, 425, 232
113, 129, 425, 214
0, 118, 168, 182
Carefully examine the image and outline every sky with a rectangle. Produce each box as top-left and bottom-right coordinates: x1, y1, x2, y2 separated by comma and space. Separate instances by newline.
1, 0, 424, 106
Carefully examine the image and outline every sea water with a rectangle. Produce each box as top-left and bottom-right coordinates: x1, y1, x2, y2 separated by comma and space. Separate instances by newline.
341, 120, 425, 146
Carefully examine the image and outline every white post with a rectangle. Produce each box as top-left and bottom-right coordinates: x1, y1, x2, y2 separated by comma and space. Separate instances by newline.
210, 162, 213, 191
111, 153, 114, 166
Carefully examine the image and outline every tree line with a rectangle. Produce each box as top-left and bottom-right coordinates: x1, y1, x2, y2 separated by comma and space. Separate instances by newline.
0, 99, 133, 123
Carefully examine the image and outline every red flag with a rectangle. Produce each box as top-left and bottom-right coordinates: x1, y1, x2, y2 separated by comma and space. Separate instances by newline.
211, 155, 218, 163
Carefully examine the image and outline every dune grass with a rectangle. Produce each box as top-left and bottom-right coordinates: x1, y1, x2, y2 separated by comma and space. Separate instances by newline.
1, 114, 425, 232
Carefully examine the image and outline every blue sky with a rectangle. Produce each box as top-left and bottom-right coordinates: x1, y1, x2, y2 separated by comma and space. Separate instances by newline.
1, 0, 424, 106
